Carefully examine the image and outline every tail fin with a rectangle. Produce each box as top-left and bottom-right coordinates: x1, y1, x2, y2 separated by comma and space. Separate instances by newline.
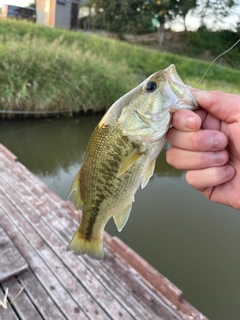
67, 227, 104, 260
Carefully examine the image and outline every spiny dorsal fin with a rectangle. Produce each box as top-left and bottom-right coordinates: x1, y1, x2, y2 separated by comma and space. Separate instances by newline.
117, 148, 142, 177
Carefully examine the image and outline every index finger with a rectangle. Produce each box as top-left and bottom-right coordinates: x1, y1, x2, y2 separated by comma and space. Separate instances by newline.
191, 90, 240, 123
171, 109, 202, 132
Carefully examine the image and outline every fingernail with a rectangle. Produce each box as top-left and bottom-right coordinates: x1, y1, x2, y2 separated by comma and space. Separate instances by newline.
211, 133, 227, 149
213, 151, 228, 164
225, 165, 235, 180
185, 115, 197, 129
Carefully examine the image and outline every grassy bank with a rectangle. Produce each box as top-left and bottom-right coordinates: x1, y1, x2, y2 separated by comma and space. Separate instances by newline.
0, 20, 239, 117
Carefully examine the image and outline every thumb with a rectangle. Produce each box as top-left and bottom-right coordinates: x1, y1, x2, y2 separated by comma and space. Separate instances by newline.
191, 89, 240, 123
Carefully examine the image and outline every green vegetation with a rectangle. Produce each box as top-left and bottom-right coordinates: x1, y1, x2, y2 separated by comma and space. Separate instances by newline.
0, 19, 239, 117
180, 28, 240, 69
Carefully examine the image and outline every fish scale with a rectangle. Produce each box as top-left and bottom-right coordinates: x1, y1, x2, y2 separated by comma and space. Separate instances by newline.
81, 122, 141, 219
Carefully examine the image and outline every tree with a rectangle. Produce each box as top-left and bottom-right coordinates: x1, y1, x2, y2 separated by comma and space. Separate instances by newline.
90, 0, 199, 43
28, 1, 36, 8
136, 1, 197, 44
146, 0, 193, 45
196, 0, 238, 30
175, 0, 197, 31
90, 0, 135, 37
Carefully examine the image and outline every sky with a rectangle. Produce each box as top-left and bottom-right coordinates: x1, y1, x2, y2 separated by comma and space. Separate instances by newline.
0, 0, 30, 7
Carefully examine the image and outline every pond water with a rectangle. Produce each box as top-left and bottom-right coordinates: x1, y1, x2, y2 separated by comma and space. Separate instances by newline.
1, 114, 240, 320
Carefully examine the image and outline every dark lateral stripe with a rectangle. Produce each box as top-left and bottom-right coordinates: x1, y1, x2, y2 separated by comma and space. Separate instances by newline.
83, 123, 134, 239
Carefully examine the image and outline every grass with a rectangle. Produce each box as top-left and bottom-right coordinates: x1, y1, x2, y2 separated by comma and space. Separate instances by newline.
0, 36, 133, 115
0, 19, 239, 117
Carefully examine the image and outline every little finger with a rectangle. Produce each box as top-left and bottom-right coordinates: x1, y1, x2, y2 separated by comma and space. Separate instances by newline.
186, 165, 235, 191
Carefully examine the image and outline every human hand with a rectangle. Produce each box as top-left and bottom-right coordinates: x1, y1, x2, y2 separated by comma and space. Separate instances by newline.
166, 90, 240, 210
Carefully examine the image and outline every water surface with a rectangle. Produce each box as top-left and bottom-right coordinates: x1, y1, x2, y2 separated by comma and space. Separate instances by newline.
1, 115, 240, 320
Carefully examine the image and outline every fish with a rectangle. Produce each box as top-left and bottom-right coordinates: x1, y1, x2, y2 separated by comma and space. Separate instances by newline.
67, 64, 198, 260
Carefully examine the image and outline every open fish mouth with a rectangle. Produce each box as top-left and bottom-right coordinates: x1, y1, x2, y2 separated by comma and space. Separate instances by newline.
166, 66, 198, 113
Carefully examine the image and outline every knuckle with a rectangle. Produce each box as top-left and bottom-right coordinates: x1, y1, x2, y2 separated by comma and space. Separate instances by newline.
196, 152, 206, 167
208, 169, 218, 185
191, 132, 202, 150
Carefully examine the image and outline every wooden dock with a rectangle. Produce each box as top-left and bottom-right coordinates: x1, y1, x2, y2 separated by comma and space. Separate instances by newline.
0, 144, 207, 320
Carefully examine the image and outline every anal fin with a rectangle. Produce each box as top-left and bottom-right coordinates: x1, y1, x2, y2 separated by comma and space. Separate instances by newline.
113, 201, 133, 232
141, 159, 156, 189
68, 169, 83, 210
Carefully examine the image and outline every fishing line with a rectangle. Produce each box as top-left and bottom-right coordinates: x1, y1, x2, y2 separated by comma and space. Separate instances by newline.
195, 38, 240, 87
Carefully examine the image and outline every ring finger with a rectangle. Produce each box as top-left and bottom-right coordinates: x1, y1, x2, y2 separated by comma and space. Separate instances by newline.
166, 148, 229, 170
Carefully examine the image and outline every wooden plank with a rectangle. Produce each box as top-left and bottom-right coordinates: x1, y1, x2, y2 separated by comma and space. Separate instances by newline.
0, 157, 160, 319
28, 166, 206, 320
0, 162, 164, 319
0, 204, 89, 320
0, 286, 18, 320
0, 226, 28, 282
0, 144, 17, 162
43, 185, 204, 319
0, 146, 207, 320
5, 268, 65, 320
0, 153, 188, 320
28, 204, 155, 320
100, 249, 181, 320
0, 174, 143, 320
35, 194, 182, 319
0, 178, 132, 320
1, 276, 43, 320
108, 237, 208, 320
109, 236, 182, 300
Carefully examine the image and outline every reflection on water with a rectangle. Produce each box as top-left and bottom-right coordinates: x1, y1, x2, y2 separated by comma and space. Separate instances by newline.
1, 115, 240, 320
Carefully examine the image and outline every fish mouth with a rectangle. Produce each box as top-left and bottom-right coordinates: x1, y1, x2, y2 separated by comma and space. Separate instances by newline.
165, 65, 198, 112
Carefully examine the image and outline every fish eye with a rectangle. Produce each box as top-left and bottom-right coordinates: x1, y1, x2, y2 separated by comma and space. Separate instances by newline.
146, 81, 157, 92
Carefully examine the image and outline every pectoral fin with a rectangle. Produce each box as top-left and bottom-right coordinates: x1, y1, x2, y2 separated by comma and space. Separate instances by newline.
141, 159, 156, 189
113, 201, 133, 232
68, 170, 83, 210
117, 148, 142, 177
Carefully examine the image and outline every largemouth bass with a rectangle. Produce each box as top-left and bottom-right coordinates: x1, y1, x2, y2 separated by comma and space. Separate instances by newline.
68, 64, 198, 260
